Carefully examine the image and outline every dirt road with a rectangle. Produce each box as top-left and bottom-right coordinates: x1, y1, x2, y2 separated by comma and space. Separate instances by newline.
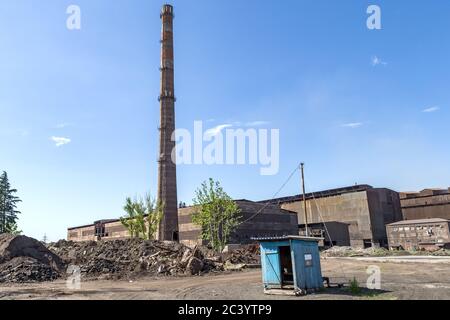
1, 258, 449, 300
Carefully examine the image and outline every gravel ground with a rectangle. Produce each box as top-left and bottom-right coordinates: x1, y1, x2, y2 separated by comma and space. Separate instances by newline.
1, 257, 449, 300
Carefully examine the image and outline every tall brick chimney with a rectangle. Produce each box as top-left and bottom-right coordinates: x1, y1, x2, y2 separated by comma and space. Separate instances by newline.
157, 4, 179, 241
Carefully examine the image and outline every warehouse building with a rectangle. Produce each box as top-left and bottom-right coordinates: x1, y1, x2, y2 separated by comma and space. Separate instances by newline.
67, 219, 130, 242
178, 200, 299, 248
67, 200, 299, 247
386, 218, 450, 251
400, 188, 450, 221
264, 185, 403, 248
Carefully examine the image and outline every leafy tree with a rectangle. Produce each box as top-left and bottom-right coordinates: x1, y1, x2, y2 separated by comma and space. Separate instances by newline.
0, 171, 22, 235
192, 178, 241, 252
120, 194, 163, 240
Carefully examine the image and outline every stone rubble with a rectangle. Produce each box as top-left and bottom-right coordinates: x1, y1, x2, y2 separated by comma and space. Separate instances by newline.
0, 235, 261, 283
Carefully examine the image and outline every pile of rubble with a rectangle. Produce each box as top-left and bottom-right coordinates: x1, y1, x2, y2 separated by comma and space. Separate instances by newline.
0, 234, 260, 283
47, 239, 260, 280
0, 234, 64, 283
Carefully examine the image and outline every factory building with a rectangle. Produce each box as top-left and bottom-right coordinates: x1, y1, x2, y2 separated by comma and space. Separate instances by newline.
67, 200, 299, 246
400, 188, 450, 221
264, 185, 403, 248
178, 200, 299, 248
67, 219, 130, 242
386, 218, 450, 251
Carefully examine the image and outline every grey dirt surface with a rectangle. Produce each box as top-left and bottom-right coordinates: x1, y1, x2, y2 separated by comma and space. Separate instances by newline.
1, 257, 449, 300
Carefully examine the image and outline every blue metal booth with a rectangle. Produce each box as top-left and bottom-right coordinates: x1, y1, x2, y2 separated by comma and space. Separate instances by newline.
254, 236, 324, 295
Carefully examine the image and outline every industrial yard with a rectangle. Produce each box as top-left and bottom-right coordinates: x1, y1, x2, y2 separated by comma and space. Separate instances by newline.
1, 233, 449, 301
1, 1, 450, 304
1, 257, 449, 300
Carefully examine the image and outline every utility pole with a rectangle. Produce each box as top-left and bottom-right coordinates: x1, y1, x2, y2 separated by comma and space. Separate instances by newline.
301, 163, 309, 237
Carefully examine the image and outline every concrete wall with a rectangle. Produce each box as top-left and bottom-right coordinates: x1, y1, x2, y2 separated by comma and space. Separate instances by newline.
387, 221, 450, 251
281, 191, 372, 248
104, 221, 130, 239
280, 189, 402, 248
299, 222, 350, 247
178, 206, 204, 248
367, 188, 403, 247
67, 225, 96, 242
68, 221, 131, 242
401, 192, 450, 221
178, 200, 299, 248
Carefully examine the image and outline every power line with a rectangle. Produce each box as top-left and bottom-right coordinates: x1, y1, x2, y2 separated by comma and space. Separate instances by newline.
240, 164, 301, 225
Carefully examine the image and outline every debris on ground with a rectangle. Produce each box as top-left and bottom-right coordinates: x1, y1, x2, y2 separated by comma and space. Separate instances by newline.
47, 239, 261, 281
321, 247, 390, 257
0, 234, 260, 283
321, 246, 450, 258
0, 234, 64, 283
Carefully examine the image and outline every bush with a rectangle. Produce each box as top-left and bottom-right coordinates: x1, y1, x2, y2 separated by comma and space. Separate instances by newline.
349, 277, 362, 295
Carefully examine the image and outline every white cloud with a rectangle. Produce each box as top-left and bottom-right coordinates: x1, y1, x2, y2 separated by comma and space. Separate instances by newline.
51, 136, 71, 147
422, 106, 440, 113
341, 122, 363, 129
204, 124, 233, 137
371, 56, 387, 66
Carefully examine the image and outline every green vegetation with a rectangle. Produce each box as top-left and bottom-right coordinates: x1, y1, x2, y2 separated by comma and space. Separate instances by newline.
192, 178, 242, 252
120, 194, 163, 240
0, 171, 22, 235
348, 277, 362, 295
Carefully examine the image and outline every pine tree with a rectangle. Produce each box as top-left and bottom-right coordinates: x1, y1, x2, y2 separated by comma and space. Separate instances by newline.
0, 171, 22, 235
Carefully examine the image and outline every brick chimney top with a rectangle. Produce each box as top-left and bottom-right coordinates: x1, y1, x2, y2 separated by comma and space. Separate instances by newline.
161, 4, 174, 17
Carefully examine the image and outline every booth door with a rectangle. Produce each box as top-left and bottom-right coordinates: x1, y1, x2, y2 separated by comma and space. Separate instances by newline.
261, 245, 282, 288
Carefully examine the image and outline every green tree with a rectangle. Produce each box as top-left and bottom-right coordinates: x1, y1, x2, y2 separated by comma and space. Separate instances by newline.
120, 194, 163, 240
0, 171, 22, 235
192, 178, 241, 252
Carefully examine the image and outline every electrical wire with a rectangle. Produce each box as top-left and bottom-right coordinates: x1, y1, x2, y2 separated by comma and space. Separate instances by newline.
239, 163, 301, 225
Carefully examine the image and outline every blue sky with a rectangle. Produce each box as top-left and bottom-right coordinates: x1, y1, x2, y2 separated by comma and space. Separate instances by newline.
1, 0, 449, 241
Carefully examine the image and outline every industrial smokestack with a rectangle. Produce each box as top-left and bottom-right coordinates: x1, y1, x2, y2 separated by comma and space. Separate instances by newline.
157, 4, 179, 241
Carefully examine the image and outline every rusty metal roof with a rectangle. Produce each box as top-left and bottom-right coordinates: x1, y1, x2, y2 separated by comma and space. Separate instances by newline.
259, 184, 373, 204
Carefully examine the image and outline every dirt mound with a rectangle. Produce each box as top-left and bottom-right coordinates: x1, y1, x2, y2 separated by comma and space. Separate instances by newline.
2, 235, 261, 283
0, 234, 64, 283
48, 239, 259, 280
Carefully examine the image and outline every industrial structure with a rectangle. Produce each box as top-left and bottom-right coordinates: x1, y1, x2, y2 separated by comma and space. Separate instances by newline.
65, 5, 448, 253
264, 185, 403, 248
400, 188, 450, 221
67, 200, 299, 244
386, 218, 450, 251
178, 200, 299, 248
157, 4, 179, 241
